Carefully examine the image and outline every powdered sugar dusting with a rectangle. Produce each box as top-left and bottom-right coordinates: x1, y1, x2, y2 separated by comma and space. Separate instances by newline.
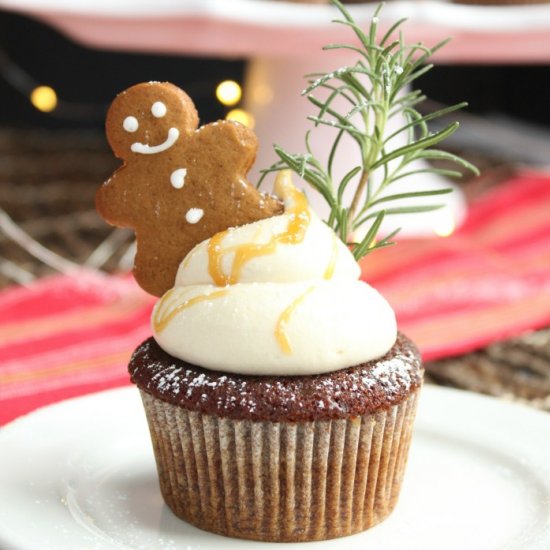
129, 334, 422, 422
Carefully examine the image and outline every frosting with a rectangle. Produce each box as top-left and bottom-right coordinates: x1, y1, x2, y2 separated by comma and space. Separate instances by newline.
170, 168, 187, 189
151, 101, 167, 118
123, 116, 138, 133
175, 177, 358, 287
275, 286, 315, 354
131, 127, 179, 155
152, 171, 397, 375
185, 208, 204, 224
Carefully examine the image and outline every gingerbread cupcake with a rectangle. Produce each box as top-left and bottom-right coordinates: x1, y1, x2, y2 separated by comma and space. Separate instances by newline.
120, 164, 422, 541
131, 174, 423, 538
96, 1, 476, 542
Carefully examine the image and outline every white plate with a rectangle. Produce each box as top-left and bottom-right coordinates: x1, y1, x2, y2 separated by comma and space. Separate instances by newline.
0, 385, 549, 550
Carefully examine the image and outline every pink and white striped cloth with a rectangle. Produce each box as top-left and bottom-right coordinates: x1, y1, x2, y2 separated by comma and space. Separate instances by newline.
364, 170, 550, 359
1, 171, 549, 425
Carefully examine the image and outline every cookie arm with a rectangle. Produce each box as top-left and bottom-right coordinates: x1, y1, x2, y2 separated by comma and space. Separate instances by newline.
192, 121, 257, 176
190, 121, 283, 216
95, 166, 136, 228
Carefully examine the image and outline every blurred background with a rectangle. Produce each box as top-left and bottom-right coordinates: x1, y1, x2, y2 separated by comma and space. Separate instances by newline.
1, 1, 550, 422
2, 7, 550, 129
2, 2, 550, 279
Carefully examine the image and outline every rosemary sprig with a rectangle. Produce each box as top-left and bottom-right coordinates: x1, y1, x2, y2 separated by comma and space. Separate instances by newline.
259, 0, 479, 261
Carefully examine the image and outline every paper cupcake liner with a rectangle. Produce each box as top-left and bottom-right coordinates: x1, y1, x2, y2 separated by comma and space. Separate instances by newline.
140, 389, 420, 542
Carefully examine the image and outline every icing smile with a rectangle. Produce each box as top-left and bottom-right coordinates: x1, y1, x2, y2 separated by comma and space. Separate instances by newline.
131, 127, 180, 155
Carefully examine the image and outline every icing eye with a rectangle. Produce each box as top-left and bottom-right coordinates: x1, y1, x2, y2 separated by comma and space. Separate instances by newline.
123, 116, 139, 132
151, 101, 167, 118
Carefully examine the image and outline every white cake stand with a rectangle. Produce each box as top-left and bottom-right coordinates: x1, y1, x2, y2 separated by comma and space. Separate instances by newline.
2, 0, 550, 234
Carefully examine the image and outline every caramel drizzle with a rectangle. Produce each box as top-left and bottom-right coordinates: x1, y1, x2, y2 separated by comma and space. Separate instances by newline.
275, 286, 315, 355
207, 173, 310, 286
153, 288, 227, 332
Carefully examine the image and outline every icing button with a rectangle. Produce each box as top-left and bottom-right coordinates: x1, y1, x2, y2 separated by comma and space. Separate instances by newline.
186, 208, 204, 224
170, 168, 187, 189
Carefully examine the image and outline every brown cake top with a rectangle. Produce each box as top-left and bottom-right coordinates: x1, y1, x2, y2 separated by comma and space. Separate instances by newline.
129, 333, 423, 422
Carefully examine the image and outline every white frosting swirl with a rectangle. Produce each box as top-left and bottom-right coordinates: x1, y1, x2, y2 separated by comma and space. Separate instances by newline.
152, 172, 397, 375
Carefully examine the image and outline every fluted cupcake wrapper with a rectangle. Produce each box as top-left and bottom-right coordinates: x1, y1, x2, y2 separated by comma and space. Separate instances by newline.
140, 389, 420, 542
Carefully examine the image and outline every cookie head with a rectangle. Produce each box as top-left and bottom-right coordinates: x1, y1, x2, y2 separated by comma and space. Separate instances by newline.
106, 82, 199, 161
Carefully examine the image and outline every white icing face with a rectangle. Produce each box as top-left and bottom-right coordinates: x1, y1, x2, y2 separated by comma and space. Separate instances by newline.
123, 116, 138, 132
151, 101, 167, 118
185, 208, 204, 224
122, 99, 179, 155
131, 127, 180, 155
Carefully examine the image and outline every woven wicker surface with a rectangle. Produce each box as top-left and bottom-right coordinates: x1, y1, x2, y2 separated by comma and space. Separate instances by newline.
0, 130, 134, 282
0, 129, 548, 411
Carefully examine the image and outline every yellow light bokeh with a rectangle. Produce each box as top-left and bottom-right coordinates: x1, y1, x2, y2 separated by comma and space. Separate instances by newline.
216, 80, 242, 106
30, 86, 58, 113
226, 109, 255, 129
433, 215, 455, 238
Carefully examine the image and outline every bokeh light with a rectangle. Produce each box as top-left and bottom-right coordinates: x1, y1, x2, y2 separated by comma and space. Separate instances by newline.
216, 80, 242, 106
226, 108, 255, 129
30, 86, 58, 113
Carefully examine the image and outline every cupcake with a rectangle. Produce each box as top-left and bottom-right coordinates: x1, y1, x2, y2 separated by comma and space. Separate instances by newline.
130, 335, 421, 541
97, 1, 475, 542
125, 170, 423, 542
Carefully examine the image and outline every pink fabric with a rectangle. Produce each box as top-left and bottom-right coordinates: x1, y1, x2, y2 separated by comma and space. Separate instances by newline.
0, 272, 154, 425
362, 171, 550, 360
1, 171, 549, 425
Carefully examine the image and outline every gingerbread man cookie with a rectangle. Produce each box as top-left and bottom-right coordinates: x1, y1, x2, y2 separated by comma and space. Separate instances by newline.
96, 82, 283, 296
